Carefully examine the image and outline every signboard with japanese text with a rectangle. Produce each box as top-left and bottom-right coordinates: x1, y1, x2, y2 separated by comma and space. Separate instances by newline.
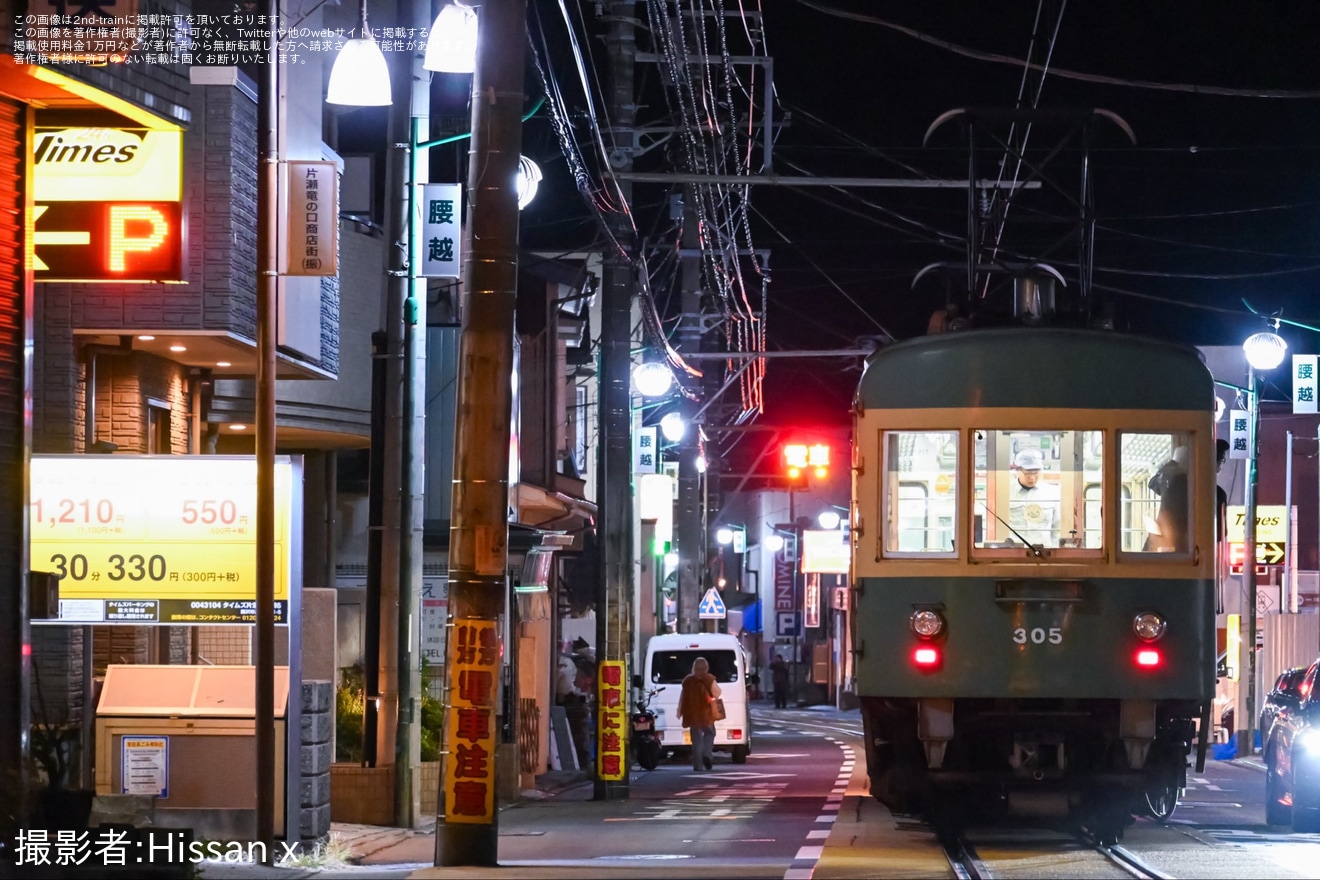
804, 574, 821, 629
596, 660, 627, 781
32, 127, 184, 282
634, 426, 658, 475
419, 183, 462, 278
1229, 409, 1251, 460
420, 578, 450, 664
286, 161, 338, 276
443, 618, 499, 824
1294, 354, 1318, 414
30, 455, 297, 625
122, 736, 168, 797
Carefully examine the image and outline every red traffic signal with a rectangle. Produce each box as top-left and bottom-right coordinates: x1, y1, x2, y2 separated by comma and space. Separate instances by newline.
783, 442, 830, 480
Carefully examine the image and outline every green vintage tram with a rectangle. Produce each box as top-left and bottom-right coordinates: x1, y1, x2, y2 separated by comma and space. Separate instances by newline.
850, 327, 1216, 842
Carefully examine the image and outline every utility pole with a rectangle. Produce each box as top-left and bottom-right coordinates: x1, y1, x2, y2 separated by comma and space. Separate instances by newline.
596, 0, 637, 801
392, 0, 430, 828
436, 0, 525, 866
373, 0, 429, 828
676, 188, 703, 636
254, 0, 277, 855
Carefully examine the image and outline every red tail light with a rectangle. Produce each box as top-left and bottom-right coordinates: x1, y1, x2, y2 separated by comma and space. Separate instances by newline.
913, 646, 940, 667
728, 729, 743, 741
1135, 648, 1162, 668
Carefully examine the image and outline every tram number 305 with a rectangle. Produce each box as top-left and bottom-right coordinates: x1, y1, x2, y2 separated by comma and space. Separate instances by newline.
1013, 627, 1063, 645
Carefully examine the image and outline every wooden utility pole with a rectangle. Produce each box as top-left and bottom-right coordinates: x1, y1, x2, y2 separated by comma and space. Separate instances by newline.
596, 0, 638, 801
436, 0, 526, 865
676, 190, 703, 636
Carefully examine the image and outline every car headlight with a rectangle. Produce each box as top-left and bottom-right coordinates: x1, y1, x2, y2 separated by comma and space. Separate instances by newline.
1299, 728, 1320, 754
910, 610, 944, 639
1133, 612, 1167, 642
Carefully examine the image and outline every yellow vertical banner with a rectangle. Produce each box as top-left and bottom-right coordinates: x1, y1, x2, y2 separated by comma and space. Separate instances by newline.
597, 660, 627, 781
443, 618, 499, 823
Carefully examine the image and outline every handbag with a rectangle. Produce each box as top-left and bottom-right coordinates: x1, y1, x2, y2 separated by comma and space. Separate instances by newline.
711, 696, 727, 722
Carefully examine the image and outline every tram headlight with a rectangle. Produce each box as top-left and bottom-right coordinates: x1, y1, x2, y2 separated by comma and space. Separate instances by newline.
910, 610, 945, 639
1133, 612, 1167, 642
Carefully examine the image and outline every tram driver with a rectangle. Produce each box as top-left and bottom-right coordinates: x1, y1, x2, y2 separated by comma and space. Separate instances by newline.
1008, 448, 1060, 547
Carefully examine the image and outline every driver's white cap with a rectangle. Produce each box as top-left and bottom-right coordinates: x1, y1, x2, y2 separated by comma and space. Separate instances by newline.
1014, 448, 1045, 470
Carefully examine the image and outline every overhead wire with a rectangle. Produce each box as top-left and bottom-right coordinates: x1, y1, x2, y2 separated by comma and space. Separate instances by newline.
793, 0, 1320, 99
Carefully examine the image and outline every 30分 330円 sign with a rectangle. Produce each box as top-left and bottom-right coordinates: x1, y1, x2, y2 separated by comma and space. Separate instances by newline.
30, 455, 299, 625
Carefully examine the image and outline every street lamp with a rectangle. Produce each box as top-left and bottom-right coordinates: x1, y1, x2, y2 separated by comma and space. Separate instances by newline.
423, 2, 478, 73
1240, 324, 1287, 758
325, 0, 391, 105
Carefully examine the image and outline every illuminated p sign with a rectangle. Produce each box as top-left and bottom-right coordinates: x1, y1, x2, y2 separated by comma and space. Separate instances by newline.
109, 206, 169, 272
33, 202, 182, 281
31, 126, 184, 282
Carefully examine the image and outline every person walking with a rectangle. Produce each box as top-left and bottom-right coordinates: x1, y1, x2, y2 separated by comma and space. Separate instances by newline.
676, 656, 721, 771
769, 654, 790, 709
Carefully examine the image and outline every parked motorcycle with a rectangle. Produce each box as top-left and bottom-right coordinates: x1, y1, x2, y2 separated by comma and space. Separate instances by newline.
631, 686, 665, 771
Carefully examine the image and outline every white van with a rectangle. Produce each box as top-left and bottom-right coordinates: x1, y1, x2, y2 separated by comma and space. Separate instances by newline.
641, 633, 753, 764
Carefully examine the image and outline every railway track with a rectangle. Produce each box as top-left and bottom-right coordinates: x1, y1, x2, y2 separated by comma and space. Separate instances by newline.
940, 829, 1176, 879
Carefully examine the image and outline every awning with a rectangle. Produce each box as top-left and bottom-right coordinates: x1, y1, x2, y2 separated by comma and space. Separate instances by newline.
511, 482, 596, 549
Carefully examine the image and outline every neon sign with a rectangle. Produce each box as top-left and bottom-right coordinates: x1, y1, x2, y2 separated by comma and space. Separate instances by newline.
31, 127, 184, 282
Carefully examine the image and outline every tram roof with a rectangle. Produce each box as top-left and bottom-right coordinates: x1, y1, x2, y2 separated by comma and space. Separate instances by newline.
855, 328, 1212, 412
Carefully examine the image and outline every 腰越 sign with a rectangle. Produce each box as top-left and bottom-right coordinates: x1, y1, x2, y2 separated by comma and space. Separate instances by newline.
419, 183, 462, 278
30, 455, 297, 625
32, 127, 184, 282
634, 426, 658, 475
286, 161, 339, 276
1228, 409, 1252, 460
1294, 354, 1318, 414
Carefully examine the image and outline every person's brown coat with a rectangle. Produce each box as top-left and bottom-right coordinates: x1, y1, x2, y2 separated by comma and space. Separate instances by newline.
677, 672, 718, 728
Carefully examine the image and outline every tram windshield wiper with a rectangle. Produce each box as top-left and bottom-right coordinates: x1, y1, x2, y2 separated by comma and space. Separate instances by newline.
977, 499, 1045, 558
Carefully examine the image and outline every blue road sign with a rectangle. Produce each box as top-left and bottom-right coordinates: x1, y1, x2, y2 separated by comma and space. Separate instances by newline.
699, 588, 727, 619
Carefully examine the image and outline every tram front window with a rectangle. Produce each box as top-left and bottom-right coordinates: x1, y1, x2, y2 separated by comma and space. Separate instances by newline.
973, 430, 1103, 552
1122, 431, 1192, 553
883, 431, 957, 555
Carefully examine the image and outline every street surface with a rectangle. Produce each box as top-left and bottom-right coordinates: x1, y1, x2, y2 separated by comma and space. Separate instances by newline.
189, 707, 1320, 879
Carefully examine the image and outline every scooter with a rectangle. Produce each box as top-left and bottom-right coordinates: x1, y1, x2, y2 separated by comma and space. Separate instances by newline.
631, 686, 665, 771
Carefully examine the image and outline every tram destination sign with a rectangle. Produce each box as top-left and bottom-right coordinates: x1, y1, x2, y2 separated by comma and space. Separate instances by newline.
30, 455, 299, 625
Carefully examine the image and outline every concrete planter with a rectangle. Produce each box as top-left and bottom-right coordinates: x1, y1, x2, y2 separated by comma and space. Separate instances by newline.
328, 764, 394, 826
330, 762, 443, 824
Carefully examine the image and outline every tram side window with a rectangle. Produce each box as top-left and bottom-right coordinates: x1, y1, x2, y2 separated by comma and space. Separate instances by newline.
1123, 431, 1192, 553
973, 429, 1102, 551
883, 431, 956, 555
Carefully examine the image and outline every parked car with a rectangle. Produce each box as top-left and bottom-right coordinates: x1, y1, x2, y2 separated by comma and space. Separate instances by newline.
1261, 666, 1308, 739
1264, 660, 1320, 831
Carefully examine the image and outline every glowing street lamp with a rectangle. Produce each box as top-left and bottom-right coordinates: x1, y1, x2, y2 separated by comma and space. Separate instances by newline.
632, 361, 674, 398
325, 0, 391, 105
1240, 323, 1286, 758
424, 2, 478, 73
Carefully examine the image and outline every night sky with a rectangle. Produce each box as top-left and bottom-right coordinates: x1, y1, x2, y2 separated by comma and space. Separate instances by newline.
514, 0, 1320, 473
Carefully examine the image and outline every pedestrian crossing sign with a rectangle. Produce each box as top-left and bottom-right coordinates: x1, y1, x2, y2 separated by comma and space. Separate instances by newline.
699, 588, 727, 619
